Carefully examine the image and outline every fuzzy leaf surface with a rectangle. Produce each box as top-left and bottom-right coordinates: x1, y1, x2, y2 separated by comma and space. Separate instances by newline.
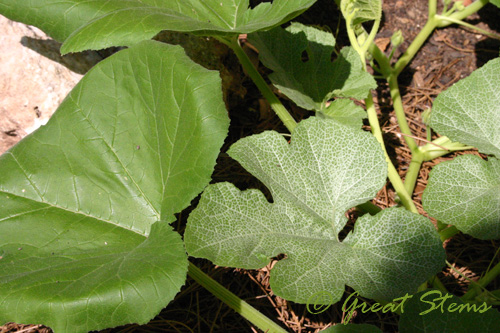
398, 290, 500, 332
185, 118, 444, 304
423, 155, 500, 239
249, 23, 376, 114
340, 0, 382, 25
430, 58, 500, 157
0, 40, 229, 332
58, 0, 317, 53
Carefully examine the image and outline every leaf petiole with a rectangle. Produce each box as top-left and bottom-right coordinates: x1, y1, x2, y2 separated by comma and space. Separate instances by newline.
219, 35, 298, 133
188, 262, 287, 333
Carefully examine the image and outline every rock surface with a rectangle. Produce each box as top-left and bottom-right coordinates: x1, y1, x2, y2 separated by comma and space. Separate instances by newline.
0, 15, 102, 154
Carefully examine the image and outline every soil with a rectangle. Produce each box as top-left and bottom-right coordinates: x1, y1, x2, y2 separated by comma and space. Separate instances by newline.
1, 0, 500, 332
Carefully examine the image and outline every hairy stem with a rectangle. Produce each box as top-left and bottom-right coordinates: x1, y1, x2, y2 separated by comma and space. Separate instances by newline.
222, 36, 297, 133
188, 262, 287, 333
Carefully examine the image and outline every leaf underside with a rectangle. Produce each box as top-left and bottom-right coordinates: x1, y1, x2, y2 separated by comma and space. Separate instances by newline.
0, 40, 229, 332
185, 117, 444, 304
425, 58, 500, 239
248, 22, 375, 122
430, 58, 500, 158
423, 155, 500, 240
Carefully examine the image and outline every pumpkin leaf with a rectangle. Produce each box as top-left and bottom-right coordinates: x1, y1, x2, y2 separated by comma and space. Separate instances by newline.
248, 23, 375, 115
185, 117, 444, 304
0, 40, 229, 332
429, 58, 500, 158
423, 155, 500, 240
58, 0, 318, 53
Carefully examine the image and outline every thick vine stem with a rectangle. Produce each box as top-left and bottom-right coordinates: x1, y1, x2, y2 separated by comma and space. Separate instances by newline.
404, 150, 424, 195
393, 14, 439, 77
387, 75, 419, 152
365, 93, 418, 214
188, 262, 287, 333
219, 36, 297, 133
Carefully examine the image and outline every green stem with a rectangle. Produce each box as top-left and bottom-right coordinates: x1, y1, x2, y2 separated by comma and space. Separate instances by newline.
439, 225, 460, 242
358, 16, 382, 71
394, 14, 438, 76
387, 75, 419, 152
462, 260, 500, 302
429, 0, 437, 17
222, 36, 297, 133
436, 14, 500, 39
437, 0, 489, 28
365, 93, 418, 213
187, 262, 287, 333
393, 0, 488, 75
404, 150, 424, 195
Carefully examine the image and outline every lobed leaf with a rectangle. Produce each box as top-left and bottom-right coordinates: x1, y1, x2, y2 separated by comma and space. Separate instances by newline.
0, 40, 229, 332
248, 22, 375, 120
398, 290, 500, 332
430, 58, 500, 158
423, 155, 500, 240
185, 117, 445, 304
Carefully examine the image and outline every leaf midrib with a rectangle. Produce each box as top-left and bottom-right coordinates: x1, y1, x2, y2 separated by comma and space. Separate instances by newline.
0, 190, 144, 235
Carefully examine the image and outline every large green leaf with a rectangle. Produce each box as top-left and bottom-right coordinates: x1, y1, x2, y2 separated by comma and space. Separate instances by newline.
0, 0, 317, 49
423, 155, 500, 240
248, 23, 376, 117
54, 0, 316, 53
185, 117, 444, 304
0, 40, 229, 332
0, 0, 141, 42
491, 0, 500, 9
424, 58, 500, 240
398, 290, 500, 332
429, 58, 500, 158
